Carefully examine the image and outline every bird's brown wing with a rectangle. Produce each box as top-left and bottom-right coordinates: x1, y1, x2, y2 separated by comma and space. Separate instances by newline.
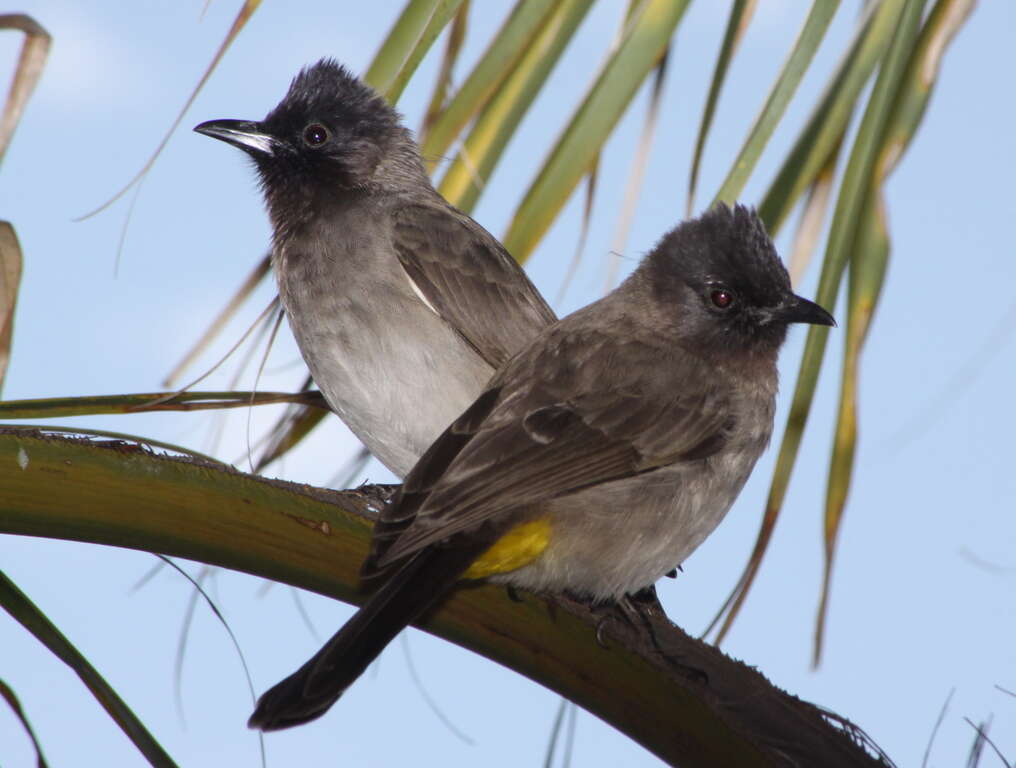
364, 327, 734, 578
392, 201, 557, 369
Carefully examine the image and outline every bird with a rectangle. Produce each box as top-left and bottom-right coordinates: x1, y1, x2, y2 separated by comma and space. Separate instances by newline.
247, 203, 836, 731
195, 59, 556, 478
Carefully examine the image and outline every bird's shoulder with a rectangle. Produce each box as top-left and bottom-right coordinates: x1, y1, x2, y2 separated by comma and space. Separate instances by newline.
506, 317, 738, 464
387, 196, 556, 367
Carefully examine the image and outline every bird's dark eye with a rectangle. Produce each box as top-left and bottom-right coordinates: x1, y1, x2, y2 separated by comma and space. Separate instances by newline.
302, 123, 330, 147
710, 289, 735, 309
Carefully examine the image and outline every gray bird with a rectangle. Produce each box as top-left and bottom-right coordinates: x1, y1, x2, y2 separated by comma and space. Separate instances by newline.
195, 59, 556, 477
247, 203, 836, 731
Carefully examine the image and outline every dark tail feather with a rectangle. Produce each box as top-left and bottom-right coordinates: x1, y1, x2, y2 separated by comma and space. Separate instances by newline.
248, 545, 480, 731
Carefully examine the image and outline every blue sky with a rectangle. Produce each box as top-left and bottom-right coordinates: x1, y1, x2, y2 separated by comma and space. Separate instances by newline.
2, 2, 1014, 766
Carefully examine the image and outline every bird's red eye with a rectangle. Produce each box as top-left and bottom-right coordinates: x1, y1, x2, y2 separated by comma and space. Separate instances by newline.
303, 123, 329, 147
710, 289, 735, 309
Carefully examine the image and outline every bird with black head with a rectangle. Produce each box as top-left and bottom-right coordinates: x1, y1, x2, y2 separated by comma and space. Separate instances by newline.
246, 204, 835, 731
196, 59, 556, 477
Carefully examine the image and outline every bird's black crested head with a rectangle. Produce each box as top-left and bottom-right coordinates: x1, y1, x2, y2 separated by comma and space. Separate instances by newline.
260, 59, 402, 187
637, 204, 834, 360
196, 59, 424, 206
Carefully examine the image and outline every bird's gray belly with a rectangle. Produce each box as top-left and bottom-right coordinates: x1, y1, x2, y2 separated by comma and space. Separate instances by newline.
494, 450, 759, 602
276, 256, 492, 478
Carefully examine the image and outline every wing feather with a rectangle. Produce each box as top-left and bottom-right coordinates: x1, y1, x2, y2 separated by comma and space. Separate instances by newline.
392, 202, 557, 369
366, 325, 735, 575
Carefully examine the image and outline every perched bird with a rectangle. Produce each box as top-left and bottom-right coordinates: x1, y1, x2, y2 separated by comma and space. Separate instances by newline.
248, 204, 836, 731
195, 59, 555, 477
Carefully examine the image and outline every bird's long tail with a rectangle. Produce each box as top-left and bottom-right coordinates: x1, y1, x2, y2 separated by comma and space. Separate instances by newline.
248, 544, 480, 731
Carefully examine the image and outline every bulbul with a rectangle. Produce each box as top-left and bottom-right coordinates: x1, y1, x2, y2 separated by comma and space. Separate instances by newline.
247, 203, 835, 731
195, 59, 556, 477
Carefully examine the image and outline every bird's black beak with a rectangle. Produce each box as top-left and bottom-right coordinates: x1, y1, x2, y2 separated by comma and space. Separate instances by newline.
194, 119, 277, 157
781, 294, 836, 327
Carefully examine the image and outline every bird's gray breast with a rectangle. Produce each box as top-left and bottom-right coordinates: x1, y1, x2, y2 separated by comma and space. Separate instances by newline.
272, 202, 492, 478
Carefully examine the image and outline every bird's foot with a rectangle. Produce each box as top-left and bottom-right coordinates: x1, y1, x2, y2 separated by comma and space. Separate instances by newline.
594, 588, 709, 685
580, 587, 664, 648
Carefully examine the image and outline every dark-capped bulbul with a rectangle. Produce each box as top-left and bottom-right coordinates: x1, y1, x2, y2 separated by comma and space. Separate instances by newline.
195, 59, 556, 477
247, 203, 836, 731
